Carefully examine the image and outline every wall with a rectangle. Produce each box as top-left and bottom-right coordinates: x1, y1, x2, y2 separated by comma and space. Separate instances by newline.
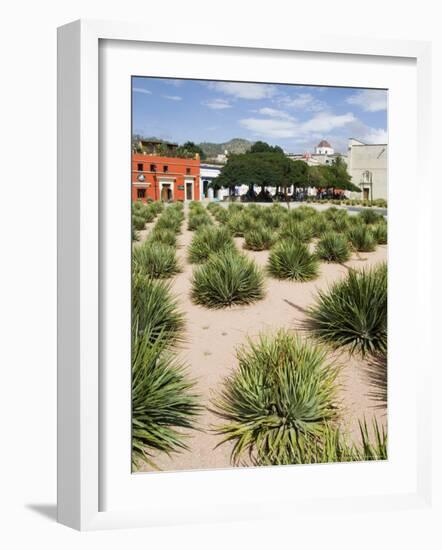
1, 1, 440, 549
347, 144, 388, 200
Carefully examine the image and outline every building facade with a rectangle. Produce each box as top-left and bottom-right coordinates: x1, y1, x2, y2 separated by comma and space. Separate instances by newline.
346, 138, 388, 200
200, 163, 222, 199
131, 154, 200, 202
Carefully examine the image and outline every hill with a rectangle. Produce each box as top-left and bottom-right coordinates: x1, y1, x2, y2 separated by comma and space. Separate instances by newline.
198, 138, 254, 158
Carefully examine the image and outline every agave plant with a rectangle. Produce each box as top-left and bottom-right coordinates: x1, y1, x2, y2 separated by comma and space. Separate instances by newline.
148, 227, 177, 248
132, 330, 200, 469
188, 225, 235, 264
243, 225, 275, 251
306, 262, 387, 356
132, 215, 146, 231
212, 330, 340, 465
279, 219, 314, 243
358, 208, 381, 225
316, 232, 351, 263
191, 249, 265, 308
155, 215, 182, 235
132, 274, 185, 347
187, 212, 213, 231
372, 221, 388, 244
227, 212, 253, 237
132, 241, 181, 279
268, 241, 319, 281
347, 224, 376, 252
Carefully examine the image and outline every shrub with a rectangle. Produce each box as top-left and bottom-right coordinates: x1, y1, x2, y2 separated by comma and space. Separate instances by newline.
132, 275, 185, 346
213, 330, 339, 465
188, 225, 235, 264
372, 222, 388, 244
133, 215, 146, 231
132, 332, 200, 469
132, 242, 180, 279
358, 209, 381, 225
347, 224, 376, 252
306, 262, 387, 356
227, 212, 254, 237
279, 219, 314, 243
316, 232, 351, 263
148, 227, 177, 248
243, 225, 275, 251
310, 215, 331, 238
191, 249, 265, 308
187, 212, 213, 231
268, 241, 319, 281
150, 201, 164, 215
155, 214, 182, 234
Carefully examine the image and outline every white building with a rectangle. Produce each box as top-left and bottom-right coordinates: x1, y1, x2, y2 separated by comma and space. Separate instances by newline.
200, 163, 222, 199
315, 139, 334, 156
346, 138, 388, 201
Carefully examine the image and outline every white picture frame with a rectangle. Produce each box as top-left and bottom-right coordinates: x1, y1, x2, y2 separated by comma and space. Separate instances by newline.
57, 19, 433, 531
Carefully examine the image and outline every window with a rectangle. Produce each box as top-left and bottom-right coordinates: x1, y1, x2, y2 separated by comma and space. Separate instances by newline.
137, 188, 146, 199
163, 165, 168, 173
186, 167, 191, 175
150, 164, 156, 172
137, 163, 143, 172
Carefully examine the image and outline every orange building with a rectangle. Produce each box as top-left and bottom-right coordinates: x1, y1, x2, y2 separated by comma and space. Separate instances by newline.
131, 153, 201, 202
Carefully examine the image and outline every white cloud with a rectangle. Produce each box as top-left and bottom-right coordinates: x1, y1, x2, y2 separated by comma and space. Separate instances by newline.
301, 112, 356, 133
240, 118, 299, 138
279, 93, 327, 112
240, 110, 356, 140
207, 82, 277, 100
362, 127, 388, 144
163, 95, 182, 101
203, 98, 232, 110
346, 90, 387, 112
257, 107, 294, 119
133, 87, 152, 95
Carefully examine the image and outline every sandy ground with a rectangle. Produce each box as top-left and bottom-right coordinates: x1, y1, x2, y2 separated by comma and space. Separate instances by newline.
135, 206, 387, 473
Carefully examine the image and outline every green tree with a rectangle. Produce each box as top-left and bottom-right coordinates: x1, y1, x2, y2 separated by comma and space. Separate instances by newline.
179, 141, 206, 160
248, 141, 284, 155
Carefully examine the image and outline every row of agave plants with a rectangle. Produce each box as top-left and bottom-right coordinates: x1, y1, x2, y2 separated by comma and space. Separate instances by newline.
131, 202, 201, 469
131, 200, 387, 469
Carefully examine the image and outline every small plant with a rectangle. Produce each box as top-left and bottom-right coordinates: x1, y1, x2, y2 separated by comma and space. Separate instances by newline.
279, 219, 314, 243
243, 225, 275, 251
372, 222, 388, 244
227, 212, 253, 237
132, 274, 185, 346
347, 224, 376, 252
358, 209, 381, 225
306, 262, 387, 356
212, 330, 339, 465
155, 215, 182, 235
188, 213, 213, 231
268, 241, 319, 281
148, 227, 177, 248
316, 232, 351, 263
132, 331, 200, 469
188, 225, 235, 264
132, 215, 146, 231
132, 241, 181, 279
191, 249, 265, 308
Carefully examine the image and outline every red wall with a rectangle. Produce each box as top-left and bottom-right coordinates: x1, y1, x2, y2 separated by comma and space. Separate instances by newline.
131, 154, 200, 202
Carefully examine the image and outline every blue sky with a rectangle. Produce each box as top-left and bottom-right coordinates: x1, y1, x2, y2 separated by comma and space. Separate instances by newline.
132, 77, 387, 154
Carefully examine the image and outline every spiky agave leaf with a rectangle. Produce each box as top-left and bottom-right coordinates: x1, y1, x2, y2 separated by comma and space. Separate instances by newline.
279, 219, 314, 243
132, 329, 200, 469
132, 274, 185, 347
188, 225, 235, 264
132, 241, 181, 279
191, 249, 265, 308
147, 227, 177, 248
316, 232, 351, 263
212, 330, 340, 465
306, 262, 387, 356
268, 241, 319, 281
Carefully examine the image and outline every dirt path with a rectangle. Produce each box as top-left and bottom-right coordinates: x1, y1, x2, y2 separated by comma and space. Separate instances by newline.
136, 206, 387, 473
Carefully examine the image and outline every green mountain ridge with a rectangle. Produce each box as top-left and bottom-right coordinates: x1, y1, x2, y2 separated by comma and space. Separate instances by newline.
197, 138, 254, 158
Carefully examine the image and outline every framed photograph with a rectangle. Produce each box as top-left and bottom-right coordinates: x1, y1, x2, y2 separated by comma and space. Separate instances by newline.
57, 19, 432, 530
